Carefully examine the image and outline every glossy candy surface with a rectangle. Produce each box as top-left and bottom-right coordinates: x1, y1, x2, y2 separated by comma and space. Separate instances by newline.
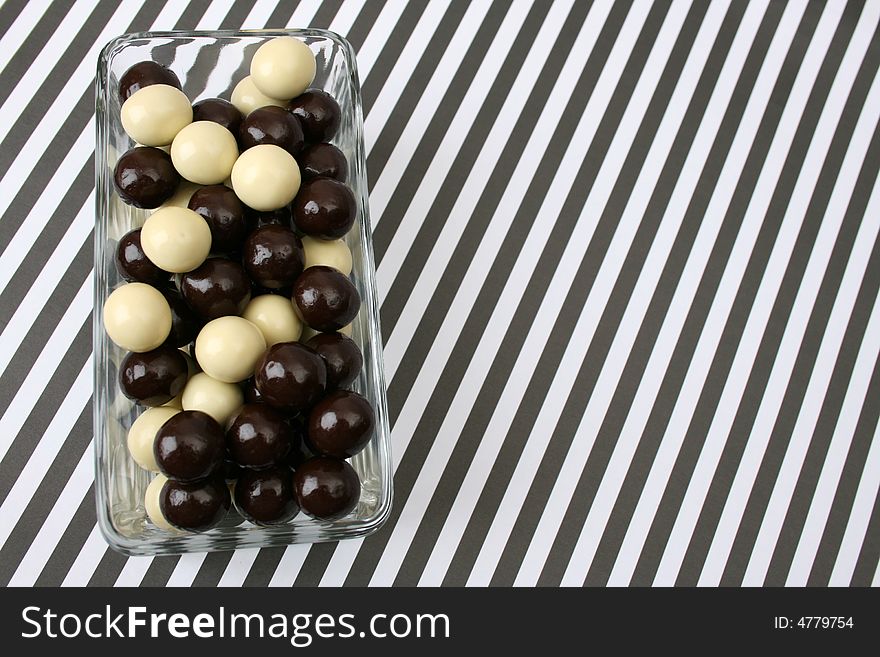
243, 224, 304, 289
227, 403, 293, 469
160, 476, 230, 531
306, 390, 374, 458
113, 147, 180, 209
180, 257, 251, 320
291, 178, 356, 239
306, 332, 362, 389
154, 410, 226, 482
119, 344, 189, 407
234, 467, 299, 525
293, 457, 359, 521
254, 342, 326, 412
292, 265, 360, 332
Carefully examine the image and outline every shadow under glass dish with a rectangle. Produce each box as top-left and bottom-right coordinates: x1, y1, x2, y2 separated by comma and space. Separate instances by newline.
94, 29, 392, 556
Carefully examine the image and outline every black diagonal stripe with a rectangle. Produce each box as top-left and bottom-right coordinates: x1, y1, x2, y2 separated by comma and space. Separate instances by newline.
0, 248, 91, 493
242, 547, 287, 587
386, 0, 600, 586
624, 2, 818, 586
434, 0, 647, 588
578, 0, 862, 587
178, 0, 262, 102
34, 483, 97, 587
509, 0, 715, 588
0, 0, 74, 102
363, 0, 469, 200
805, 352, 880, 585
0, 0, 28, 38
86, 532, 129, 587
310, 0, 344, 29
0, 1, 220, 589
481, 0, 704, 588
357, 0, 669, 587
292, 544, 337, 586
578, 1, 771, 587
528, 0, 761, 588
265, 0, 302, 29
150, 1, 219, 70
344, 0, 386, 50
391, 0, 704, 587
0, 391, 91, 586
359, 0, 430, 116
722, 53, 880, 586
370, 0, 512, 281
849, 458, 880, 585
141, 557, 179, 588
676, 10, 878, 586
0, 160, 91, 381
0, 0, 141, 250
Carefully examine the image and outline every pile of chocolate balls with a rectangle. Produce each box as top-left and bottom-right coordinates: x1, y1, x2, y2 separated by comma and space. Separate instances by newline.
103, 36, 375, 533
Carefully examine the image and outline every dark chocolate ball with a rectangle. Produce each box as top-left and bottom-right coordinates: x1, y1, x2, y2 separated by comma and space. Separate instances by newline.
180, 257, 251, 320
291, 178, 356, 239
154, 410, 226, 482
192, 98, 242, 135
306, 332, 362, 389
113, 147, 180, 209
159, 476, 230, 532
227, 403, 294, 469
293, 457, 360, 520
162, 286, 203, 348
287, 89, 341, 142
242, 224, 305, 289
234, 467, 299, 525
119, 61, 181, 102
298, 143, 348, 182
306, 390, 375, 459
118, 345, 188, 406
292, 266, 360, 332
254, 342, 326, 413
115, 228, 168, 285
239, 105, 305, 156
187, 185, 248, 253
248, 205, 293, 229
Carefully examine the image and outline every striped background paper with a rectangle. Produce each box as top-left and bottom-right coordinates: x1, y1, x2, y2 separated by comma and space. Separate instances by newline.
0, 0, 878, 588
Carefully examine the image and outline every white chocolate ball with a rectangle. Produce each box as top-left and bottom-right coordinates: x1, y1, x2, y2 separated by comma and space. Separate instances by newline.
302, 236, 352, 275
300, 322, 353, 343
145, 474, 175, 531
250, 37, 316, 100
230, 75, 287, 116
231, 144, 301, 211
103, 283, 172, 352
128, 406, 180, 471
140, 206, 212, 273
121, 84, 192, 146
153, 180, 201, 212
171, 121, 239, 185
195, 316, 267, 383
181, 372, 244, 426
242, 294, 303, 346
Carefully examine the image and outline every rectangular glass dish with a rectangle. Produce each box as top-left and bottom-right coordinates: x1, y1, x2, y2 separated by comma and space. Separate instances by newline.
94, 29, 392, 556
